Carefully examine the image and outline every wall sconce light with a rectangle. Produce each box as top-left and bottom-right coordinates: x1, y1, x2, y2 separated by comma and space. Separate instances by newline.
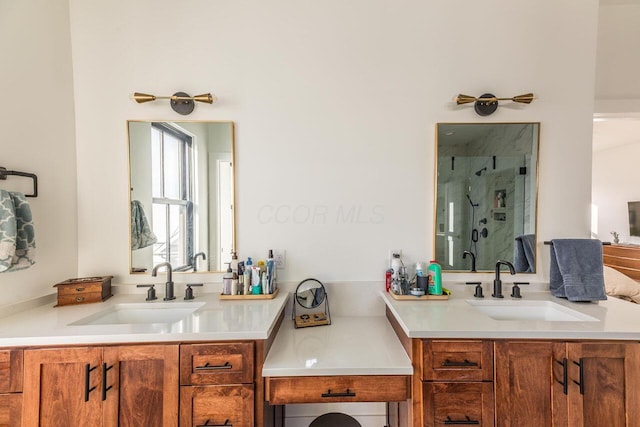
131, 91, 217, 115
454, 93, 535, 116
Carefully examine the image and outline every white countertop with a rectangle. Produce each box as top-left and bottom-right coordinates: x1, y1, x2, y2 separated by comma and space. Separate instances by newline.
0, 291, 288, 346
381, 284, 640, 340
262, 316, 413, 377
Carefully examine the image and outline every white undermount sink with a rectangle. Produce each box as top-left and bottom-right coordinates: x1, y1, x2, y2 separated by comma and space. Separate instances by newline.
69, 302, 205, 326
466, 299, 600, 322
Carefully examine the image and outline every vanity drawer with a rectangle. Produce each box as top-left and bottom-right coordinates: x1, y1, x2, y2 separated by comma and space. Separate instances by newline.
56, 293, 106, 306
266, 375, 410, 404
180, 343, 254, 385
422, 340, 493, 381
0, 393, 22, 427
180, 385, 253, 427
0, 350, 22, 393
423, 382, 494, 427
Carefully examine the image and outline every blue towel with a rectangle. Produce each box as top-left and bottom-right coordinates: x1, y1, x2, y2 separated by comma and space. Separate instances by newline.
514, 234, 536, 273
0, 191, 36, 273
131, 200, 157, 250
549, 239, 607, 302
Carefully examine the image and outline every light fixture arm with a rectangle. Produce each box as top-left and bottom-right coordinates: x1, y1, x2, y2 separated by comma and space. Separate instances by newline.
131, 91, 217, 115
454, 92, 535, 116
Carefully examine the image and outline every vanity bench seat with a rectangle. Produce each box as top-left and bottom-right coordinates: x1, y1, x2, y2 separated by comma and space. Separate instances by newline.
262, 316, 413, 417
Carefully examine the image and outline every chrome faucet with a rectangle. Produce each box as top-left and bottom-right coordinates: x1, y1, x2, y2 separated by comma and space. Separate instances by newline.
152, 262, 175, 301
493, 260, 516, 299
463, 251, 477, 272
192, 252, 207, 272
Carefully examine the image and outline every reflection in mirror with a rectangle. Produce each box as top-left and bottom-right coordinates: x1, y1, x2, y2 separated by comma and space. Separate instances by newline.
295, 279, 326, 309
435, 123, 539, 272
128, 121, 235, 273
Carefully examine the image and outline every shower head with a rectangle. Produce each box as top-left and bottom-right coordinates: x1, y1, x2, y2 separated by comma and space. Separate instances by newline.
475, 167, 487, 176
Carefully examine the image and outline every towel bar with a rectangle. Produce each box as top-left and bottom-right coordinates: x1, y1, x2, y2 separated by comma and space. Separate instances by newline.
544, 241, 610, 246
0, 166, 38, 197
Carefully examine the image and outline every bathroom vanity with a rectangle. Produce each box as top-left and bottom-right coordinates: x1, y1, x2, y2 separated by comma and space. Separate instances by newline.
0, 291, 288, 427
381, 286, 640, 427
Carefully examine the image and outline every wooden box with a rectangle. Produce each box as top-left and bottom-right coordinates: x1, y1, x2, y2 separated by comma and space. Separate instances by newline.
54, 276, 113, 307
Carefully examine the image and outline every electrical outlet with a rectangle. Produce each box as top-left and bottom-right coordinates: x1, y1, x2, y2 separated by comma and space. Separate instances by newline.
389, 249, 402, 266
274, 250, 286, 269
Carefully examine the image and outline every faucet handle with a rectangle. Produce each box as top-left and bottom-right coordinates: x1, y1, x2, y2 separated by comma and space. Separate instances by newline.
184, 283, 203, 300
136, 284, 157, 301
465, 282, 484, 298
510, 282, 529, 299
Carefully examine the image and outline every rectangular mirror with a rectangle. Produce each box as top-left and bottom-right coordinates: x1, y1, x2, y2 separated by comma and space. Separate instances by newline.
435, 123, 539, 272
128, 121, 235, 273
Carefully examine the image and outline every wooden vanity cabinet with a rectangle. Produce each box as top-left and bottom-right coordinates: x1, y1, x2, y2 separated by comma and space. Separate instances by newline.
0, 349, 22, 427
179, 342, 256, 427
495, 341, 640, 427
22, 344, 179, 427
421, 339, 495, 427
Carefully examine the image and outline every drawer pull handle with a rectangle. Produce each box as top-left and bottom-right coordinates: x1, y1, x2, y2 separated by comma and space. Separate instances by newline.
76, 296, 85, 302
321, 388, 356, 398
75, 287, 85, 292
197, 419, 232, 427
84, 364, 97, 402
556, 358, 568, 395
573, 358, 585, 395
102, 363, 114, 400
444, 416, 480, 425
442, 359, 478, 367
195, 361, 232, 371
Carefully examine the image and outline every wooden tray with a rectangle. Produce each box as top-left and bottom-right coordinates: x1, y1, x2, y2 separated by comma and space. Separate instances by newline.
219, 288, 280, 300
388, 291, 449, 301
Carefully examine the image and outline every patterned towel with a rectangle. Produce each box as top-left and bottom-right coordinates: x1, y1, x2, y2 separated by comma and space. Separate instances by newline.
0, 190, 17, 272
131, 200, 157, 250
5, 192, 36, 272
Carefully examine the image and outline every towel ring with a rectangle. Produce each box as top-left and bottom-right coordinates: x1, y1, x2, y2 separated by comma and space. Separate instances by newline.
0, 167, 38, 197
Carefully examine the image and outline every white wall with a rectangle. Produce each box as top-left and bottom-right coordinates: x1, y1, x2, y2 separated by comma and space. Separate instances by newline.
67, 0, 599, 287
593, 142, 640, 244
0, 0, 78, 307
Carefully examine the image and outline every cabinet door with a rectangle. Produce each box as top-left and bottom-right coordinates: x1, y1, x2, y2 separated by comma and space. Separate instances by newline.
495, 342, 568, 427
23, 347, 103, 427
424, 382, 494, 427
103, 344, 179, 427
567, 342, 640, 427
180, 385, 254, 427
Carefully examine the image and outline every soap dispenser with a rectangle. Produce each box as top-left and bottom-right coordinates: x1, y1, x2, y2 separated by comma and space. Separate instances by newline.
222, 263, 233, 295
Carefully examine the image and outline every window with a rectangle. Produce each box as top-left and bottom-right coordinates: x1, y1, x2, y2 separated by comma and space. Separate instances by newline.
150, 123, 194, 269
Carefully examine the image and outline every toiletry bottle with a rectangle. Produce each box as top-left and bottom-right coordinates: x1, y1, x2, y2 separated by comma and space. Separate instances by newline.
261, 271, 269, 295
252, 272, 262, 294
267, 249, 275, 294
237, 261, 245, 294
222, 263, 233, 295
244, 257, 253, 294
391, 253, 402, 281
415, 262, 424, 277
231, 272, 239, 295
230, 251, 239, 275
427, 260, 442, 295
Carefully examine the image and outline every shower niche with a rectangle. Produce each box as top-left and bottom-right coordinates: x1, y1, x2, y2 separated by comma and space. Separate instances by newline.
434, 123, 539, 273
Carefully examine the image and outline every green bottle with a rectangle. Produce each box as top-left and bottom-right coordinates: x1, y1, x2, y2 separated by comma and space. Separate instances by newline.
427, 260, 442, 295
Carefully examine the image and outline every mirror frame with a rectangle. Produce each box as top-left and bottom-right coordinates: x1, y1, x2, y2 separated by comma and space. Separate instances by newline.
434, 122, 540, 273
294, 278, 327, 309
127, 120, 236, 274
